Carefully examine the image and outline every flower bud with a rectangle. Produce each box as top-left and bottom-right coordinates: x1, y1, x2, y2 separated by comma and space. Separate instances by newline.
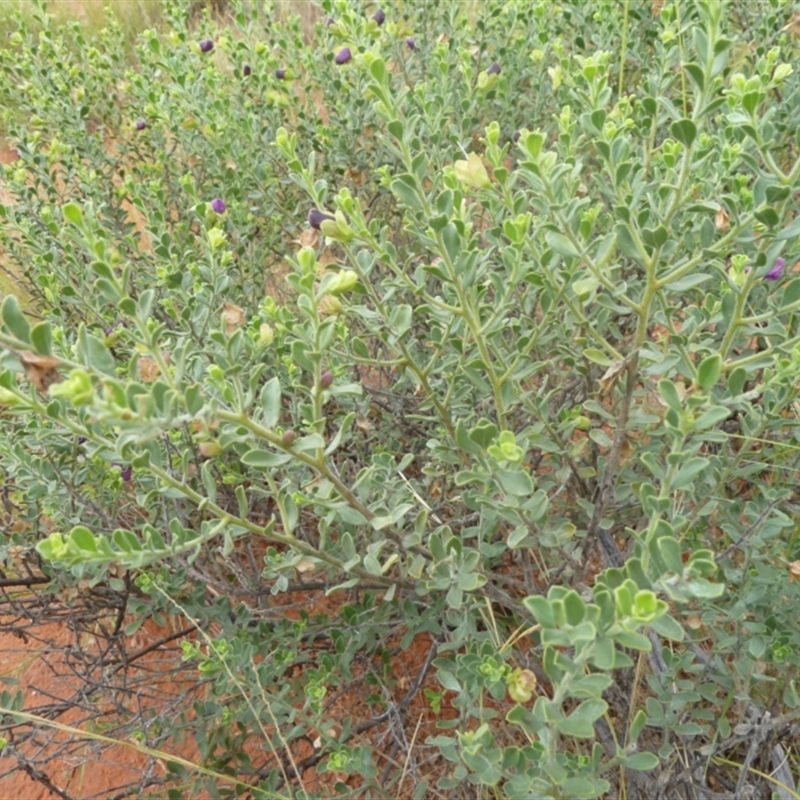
764, 257, 786, 281
199, 39, 214, 53
318, 295, 343, 316
320, 371, 334, 389
308, 207, 335, 230
507, 668, 537, 704
406, 37, 417, 51
199, 441, 221, 458
259, 323, 275, 345
210, 197, 227, 214
243, 63, 252, 76
320, 210, 355, 243
281, 429, 296, 446
135, 119, 147, 131
326, 269, 359, 296
0, 388, 20, 406
372, 8, 386, 25
274, 68, 287, 79
512, 130, 521, 143
487, 61, 501, 75
335, 47, 352, 65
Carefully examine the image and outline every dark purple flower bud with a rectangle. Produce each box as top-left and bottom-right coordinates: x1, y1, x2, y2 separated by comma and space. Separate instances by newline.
113, 464, 132, 482
199, 39, 214, 53
512, 130, 521, 143
487, 62, 501, 75
76, 436, 86, 445
210, 198, 227, 214
320, 371, 334, 389
765, 257, 786, 281
274, 68, 287, 80
243, 63, 252, 76
308, 207, 335, 230
372, 8, 386, 25
326, 16, 335, 26
135, 119, 146, 131
406, 37, 417, 51
335, 47, 352, 65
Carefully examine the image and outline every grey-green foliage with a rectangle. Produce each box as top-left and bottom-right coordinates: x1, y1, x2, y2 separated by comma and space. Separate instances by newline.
1, 0, 800, 796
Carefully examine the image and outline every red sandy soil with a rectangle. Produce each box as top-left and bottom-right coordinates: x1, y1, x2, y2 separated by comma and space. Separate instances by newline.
0, 616, 204, 799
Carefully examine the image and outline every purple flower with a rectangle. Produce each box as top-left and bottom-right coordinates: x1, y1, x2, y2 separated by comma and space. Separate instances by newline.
765, 257, 786, 281
326, 16, 335, 26
199, 39, 214, 53
512, 130, 521, 143
372, 8, 386, 25
487, 62, 501, 75
243, 63, 252, 77
113, 463, 132, 482
335, 47, 352, 65
135, 119, 147, 131
308, 208, 335, 230
210, 198, 227, 214
274, 68, 287, 80
406, 37, 417, 51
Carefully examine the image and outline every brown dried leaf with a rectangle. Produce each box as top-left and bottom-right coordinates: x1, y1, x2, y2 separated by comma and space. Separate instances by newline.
137, 357, 159, 383
345, 166, 367, 187
715, 208, 730, 232
222, 301, 246, 335
297, 228, 319, 248
618, 435, 635, 465
642, 390, 668, 419
788, 560, 800, 583
317, 247, 340, 271
598, 359, 626, 395
781, 11, 800, 35
19, 351, 62, 393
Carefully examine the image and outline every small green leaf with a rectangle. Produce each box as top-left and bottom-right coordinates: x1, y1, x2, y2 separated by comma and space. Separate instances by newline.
62, 202, 84, 227
650, 613, 685, 641
754, 206, 779, 228
672, 457, 709, 490
496, 469, 533, 496
30, 321, 53, 355
556, 699, 608, 738
696, 353, 721, 391
1, 296, 30, 343
583, 348, 613, 366
623, 751, 660, 771
628, 709, 648, 744
260, 377, 281, 428
368, 56, 386, 83
241, 449, 292, 467
670, 118, 696, 148
546, 230, 580, 259
776, 216, 800, 240
70, 525, 98, 553
658, 379, 682, 410
692, 406, 729, 430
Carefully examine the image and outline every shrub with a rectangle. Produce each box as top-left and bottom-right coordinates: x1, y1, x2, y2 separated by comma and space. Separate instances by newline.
1, 0, 800, 797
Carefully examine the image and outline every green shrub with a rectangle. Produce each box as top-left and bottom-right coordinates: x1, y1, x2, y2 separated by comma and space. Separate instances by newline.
1, 0, 800, 797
